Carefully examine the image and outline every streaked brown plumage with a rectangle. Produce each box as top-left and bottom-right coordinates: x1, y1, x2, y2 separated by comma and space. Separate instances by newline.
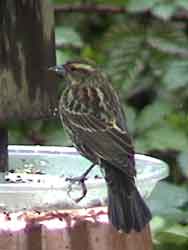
49, 60, 152, 233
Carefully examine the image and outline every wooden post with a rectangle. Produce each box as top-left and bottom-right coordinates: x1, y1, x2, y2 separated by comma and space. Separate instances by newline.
26, 224, 42, 250
0, 0, 58, 171
0, 208, 152, 250
40, 208, 153, 250
0, 128, 8, 172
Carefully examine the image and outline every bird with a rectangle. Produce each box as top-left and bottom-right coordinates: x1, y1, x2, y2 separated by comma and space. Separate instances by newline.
49, 60, 152, 233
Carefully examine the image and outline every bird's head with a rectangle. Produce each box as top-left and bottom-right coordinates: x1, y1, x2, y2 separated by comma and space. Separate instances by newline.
49, 60, 99, 85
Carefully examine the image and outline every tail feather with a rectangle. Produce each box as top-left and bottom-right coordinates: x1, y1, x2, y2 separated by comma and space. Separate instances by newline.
104, 164, 152, 233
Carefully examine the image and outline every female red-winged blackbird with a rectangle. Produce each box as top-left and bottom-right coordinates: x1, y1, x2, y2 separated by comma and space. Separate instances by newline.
49, 60, 152, 233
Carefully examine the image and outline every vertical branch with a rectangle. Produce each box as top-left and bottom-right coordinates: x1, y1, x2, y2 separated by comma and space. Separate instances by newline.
0, 127, 8, 172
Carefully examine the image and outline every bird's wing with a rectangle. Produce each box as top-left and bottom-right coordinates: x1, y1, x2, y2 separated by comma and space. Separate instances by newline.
64, 110, 136, 177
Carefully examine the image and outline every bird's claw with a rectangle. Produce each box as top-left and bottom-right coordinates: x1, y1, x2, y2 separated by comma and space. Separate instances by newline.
65, 163, 96, 203
66, 175, 88, 203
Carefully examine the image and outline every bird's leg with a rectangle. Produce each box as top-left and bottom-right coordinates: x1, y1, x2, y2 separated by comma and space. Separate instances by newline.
66, 163, 96, 203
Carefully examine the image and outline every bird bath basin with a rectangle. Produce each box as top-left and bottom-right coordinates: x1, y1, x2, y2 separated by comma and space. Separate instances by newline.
0, 145, 168, 250
0, 145, 169, 212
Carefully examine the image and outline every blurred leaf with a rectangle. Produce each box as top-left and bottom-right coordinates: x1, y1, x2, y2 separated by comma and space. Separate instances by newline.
135, 136, 149, 153
177, 152, 188, 178
126, 0, 159, 12
145, 125, 188, 151
154, 243, 188, 250
178, 0, 188, 10
150, 216, 166, 233
92, 0, 128, 3
28, 121, 43, 131
136, 101, 172, 132
152, 3, 177, 20
168, 112, 188, 132
55, 26, 83, 48
81, 46, 103, 63
147, 22, 188, 56
148, 181, 188, 220
163, 60, 188, 90
149, 38, 188, 56
43, 128, 71, 146
124, 105, 136, 134
9, 130, 30, 145
152, 217, 188, 249
52, 0, 129, 3
155, 224, 188, 244
103, 22, 146, 88
56, 49, 74, 65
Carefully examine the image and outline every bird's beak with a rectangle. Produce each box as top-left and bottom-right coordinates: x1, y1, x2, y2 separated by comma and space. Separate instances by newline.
48, 65, 65, 77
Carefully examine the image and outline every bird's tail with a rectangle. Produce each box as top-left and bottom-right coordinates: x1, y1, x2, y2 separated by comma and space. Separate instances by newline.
103, 164, 152, 233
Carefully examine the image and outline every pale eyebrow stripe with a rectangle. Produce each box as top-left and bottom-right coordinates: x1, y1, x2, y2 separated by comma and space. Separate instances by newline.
71, 63, 95, 71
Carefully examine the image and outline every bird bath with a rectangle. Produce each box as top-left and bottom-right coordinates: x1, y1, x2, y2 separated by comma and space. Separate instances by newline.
0, 145, 169, 212
0, 145, 169, 250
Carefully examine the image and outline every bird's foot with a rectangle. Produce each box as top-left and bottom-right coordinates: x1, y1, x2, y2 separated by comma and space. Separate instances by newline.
66, 174, 88, 203
65, 163, 96, 203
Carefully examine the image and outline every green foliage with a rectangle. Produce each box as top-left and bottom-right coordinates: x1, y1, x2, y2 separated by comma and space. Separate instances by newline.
127, 0, 159, 12
154, 224, 188, 250
103, 21, 146, 88
127, 0, 188, 20
101, 18, 188, 155
135, 100, 172, 132
148, 182, 188, 220
163, 60, 188, 90
55, 26, 83, 49
152, 3, 177, 20
140, 125, 188, 151
149, 182, 188, 249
